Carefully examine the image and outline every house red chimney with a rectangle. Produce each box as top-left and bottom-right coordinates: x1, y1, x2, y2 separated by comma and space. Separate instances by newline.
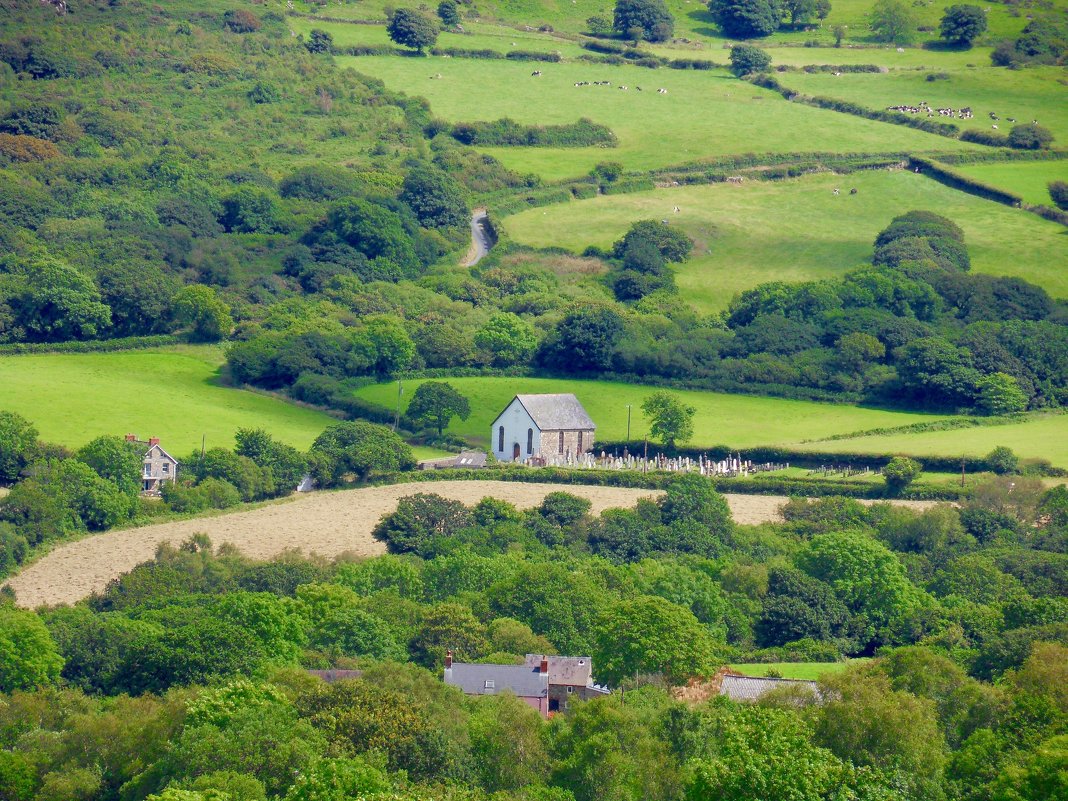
125, 433, 137, 442
445, 650, 453, 669
540, 656, 549, 675
149, 437, 160, 447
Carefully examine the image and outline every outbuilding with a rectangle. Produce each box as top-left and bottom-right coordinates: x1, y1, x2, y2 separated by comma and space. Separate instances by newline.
489, 393, 596, 463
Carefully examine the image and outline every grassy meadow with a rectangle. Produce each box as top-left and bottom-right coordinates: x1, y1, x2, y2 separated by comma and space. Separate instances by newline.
728, 661, 863, 679
501, 169, 1068, 312
355, 375, 956, 449
0, 347, 335, 452
951, 159, 1068, 206
343, 55, 979, 180
796, 412, 1068, 468
780, 66, 1068, 144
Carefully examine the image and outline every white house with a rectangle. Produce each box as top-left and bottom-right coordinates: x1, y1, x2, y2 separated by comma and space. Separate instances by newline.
490, 394, 596, 463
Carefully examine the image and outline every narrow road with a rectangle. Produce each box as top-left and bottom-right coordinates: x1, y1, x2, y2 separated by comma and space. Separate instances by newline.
464, 208, 494, 267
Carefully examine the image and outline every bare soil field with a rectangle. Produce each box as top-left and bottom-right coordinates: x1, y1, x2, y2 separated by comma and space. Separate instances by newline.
4, 481, 942, 609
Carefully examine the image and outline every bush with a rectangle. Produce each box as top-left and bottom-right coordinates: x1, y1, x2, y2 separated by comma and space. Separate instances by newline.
729, 45, 772, 76
1049, 181, 1068, 211
505, 50, 561, 62
1007, 123, 1054, 151
449, 118, 616, 148
985, 447, 1020, 476
613, 0, 675, 42
884, 457, 922, 494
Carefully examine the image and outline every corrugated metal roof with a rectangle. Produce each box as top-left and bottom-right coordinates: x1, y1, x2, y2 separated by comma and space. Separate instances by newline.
719, 675, 819, 702
515, 394, 595, 431
444, 663, 547, 698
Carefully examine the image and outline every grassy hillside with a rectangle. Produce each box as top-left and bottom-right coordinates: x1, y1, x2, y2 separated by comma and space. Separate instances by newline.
355, 375, 955, 448
952, 159, 1068, 206
797, 412, 1068, 467
0, 347, 335, 452
344, 55, 979, 180
502, 169, 1068, 312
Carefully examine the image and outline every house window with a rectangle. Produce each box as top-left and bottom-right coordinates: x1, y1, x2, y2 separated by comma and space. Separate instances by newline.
162, 463, 169, 475
484, 680, 495, 689
498, 426, 504, 452
558, 431, 564, 454
566, 686, 574, 694
526, 428, 533, 454
578, 431, 583, 451
144, 463, 151, 477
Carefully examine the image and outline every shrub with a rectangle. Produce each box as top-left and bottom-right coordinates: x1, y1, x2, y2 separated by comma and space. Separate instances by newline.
613, 0, 675, 42
0, 133, 60, 162
939, 5, 987, 46
985, 447, 1020, 476
1007, 123, 1054, 151
1050, 181, 1068, 212
223, 9, 262, 33
884, 457, 922, 494
729, 45, 772, 76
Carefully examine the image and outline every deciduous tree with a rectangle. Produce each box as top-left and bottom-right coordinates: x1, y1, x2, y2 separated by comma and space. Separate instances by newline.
405, 381, 471, 436
940, 5, 988, 46
387, 8, 440, 52
641, 390, 696, 447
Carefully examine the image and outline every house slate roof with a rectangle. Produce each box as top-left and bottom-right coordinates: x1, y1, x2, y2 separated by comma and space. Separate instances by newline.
514, 394, 596, 431
719, 675, 819, 702
444, 662, 547, 698
523, 654, 594, 686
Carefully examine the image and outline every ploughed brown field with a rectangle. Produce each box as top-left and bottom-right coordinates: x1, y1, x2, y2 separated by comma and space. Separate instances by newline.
3, 481, 942, 608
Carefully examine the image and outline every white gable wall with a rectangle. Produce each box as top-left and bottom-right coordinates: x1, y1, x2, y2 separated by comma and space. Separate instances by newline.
491, 398, 541, 462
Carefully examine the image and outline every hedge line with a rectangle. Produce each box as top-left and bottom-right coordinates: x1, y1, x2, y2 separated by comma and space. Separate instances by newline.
0, 334, 181, 355
937, 150, 1068, 166
372, 464, 968, 501
505, 50, 561, 62
1026, 204, 1068, 226
600, 177, 655, 195
430, 47, 502, 59
449, 117, 616, 147
909, 156, 1024, 207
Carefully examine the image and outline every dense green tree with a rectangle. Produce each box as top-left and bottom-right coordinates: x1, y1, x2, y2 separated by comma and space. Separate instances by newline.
613, 0, 675, 41
940, 5, 988, 46
538, 305, 625, 372
372, 493, 472, 554
220, 186, 284, 233
76, 435, 144, 497
400, 164, 469, 229
613, 220, 693, 263
235, 428, 306, 494
1008, 123, 1054, 150
387, 8, 440, 51
322, 199, 421, 277
1049, 181, 1068, 211
411, 601, 490, 666
282, 757, 391, 801
977, 373, 1029, 415
0, 411, 37, 483
97, 261, 179, 336
729, 44, 772, 75
709, 0, 782, 38
884, 456, 922, 494
474, 312, 538, 366
405, 381, 471, 436
310, 421, 415, 486
2, 255, 111, 342
437, 0, 461, 26
311, 607, 407, 660
279, 165, 359, 201
799, 529, 927, 637
305, 28, 333, 53
172, 285, 233, 342
593, 595, 719, 685
641, 390, 696, 447
869, 0, 918, 44
0, 605, 64, 691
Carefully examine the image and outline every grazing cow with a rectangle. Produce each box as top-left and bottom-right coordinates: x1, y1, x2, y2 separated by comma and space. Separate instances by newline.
636, 86, 642, 91
1008, 118, 1016, 123
673, 206, 680, 213
849, 188, 857, 195
833, 188, 840, 196
531, 70, 542, 77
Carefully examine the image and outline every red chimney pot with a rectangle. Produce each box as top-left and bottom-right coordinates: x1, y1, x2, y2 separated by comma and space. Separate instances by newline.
125, 433, 137, 442
540, 656, 549, 675
149, 437, 160, 447
445, 650, 453, 669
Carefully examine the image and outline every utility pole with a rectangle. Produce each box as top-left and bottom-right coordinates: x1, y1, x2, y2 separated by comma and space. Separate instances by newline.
393, 380, 403, 431
626, 404, 632, 442
961, 456, 966, 488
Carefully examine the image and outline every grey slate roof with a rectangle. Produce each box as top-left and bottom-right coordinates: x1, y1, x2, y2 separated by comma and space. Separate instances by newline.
523, 654, 594, 686
515, 394, 596, 431
420, 451, 489, 470
444, 663, 547, 698
719, 675, 819, 702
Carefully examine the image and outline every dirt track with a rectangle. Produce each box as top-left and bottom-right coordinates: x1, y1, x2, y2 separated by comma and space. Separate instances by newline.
4, 481, 940, 609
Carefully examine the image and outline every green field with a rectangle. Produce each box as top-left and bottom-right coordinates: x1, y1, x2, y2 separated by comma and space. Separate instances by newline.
729, 661, 866, 679
781, 66, 1068, 144
502, 170, 1068, 312
355, 375, 955, 449
0, 347, 336, 452
796, 412, 1068, 467
344, 55, 978, 179
952, 159, 1068, 206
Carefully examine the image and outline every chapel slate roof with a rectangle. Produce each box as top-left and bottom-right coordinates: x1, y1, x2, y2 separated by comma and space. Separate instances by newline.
515, 394, 596, 431
718, 674, 819, 702
444, 663, 548, 698
523, 654, 594, 686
